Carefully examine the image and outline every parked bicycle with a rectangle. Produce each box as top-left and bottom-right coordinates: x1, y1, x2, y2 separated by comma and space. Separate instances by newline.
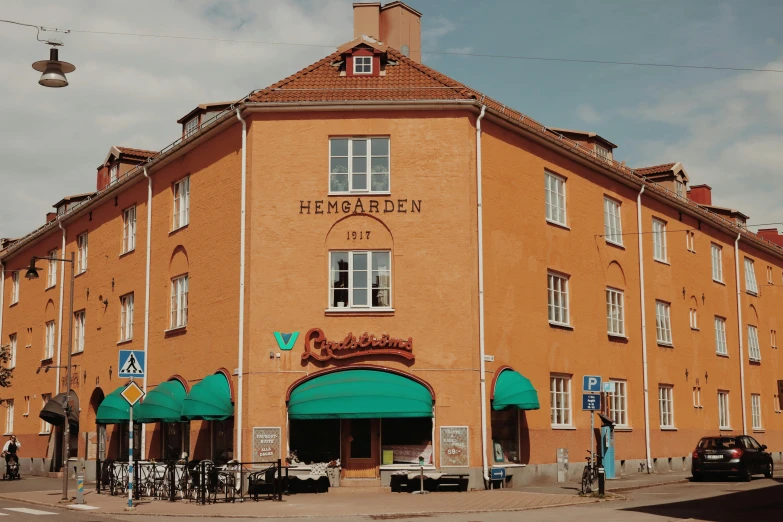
581, 451, 598, 494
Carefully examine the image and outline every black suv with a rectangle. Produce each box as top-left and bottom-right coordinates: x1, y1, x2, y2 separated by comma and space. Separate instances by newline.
692, 435, 774, 481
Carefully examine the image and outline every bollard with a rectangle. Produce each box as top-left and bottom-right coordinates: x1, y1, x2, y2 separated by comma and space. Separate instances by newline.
598, 467, 605, 496
76, 469, 85, 504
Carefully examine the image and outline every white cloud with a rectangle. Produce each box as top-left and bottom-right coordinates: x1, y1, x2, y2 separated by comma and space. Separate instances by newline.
0, 0, 352, 238
624, 53, 783, 226
576, 104, 602, 124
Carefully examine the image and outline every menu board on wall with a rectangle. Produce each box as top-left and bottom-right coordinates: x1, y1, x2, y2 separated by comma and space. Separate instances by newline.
440, 426, 469, 467
252, 427, 282, 467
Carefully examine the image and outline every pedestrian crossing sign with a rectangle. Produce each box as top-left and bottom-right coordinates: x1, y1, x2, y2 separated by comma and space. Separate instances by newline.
118, 350, 146, 378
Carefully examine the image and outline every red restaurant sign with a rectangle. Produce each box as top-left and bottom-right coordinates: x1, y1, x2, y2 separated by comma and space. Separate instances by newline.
302, 328, 414, 362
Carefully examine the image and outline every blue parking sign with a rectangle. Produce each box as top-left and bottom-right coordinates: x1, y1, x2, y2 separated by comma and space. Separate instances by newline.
583, 375, 602, 392
582, 393, 601, 411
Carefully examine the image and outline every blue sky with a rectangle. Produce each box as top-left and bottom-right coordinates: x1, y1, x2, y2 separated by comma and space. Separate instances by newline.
1, 0, 782, 237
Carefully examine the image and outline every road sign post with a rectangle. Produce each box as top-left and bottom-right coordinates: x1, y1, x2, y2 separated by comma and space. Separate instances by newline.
582, 376, 602, 474
119, 379, 145, 511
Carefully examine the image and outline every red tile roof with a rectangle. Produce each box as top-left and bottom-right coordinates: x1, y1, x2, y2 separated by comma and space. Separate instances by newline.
117, 147, 157, 160
635, 163, 677, 176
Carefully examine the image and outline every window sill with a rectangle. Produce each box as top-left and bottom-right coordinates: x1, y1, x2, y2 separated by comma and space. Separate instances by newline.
746, 291, 758, 297
653, 258, 670, 266
749, 358, 761, 364
719, 427, 733, 432
752, 429, 765, 433
45, 285, 56, 291
38, 432, 52, 436
551, 425, 576, 430
325, 308, 394, 316
9, 302, 18, 308
170, 224, 189, 236
716, 353, 729, 358
691, 327, 700, 331
713, 279, 725, 286
614, 427, 632, 432
119, 249, 135, 259
545, 219, 570, 231
608, 333, 628, 342
660, 427, 677, 431
117, 339, 133, 346
549, 321, 573, 331
605, 240, 625, 250
40, 357, 53, 364
328, 192, 391, 197
657, 342, 674, 348
74, 270, 88, 279
72, 350, 84, 355
165, 326, 187, 335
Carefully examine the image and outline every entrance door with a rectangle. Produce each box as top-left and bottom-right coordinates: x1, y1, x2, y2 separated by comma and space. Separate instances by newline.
341, 419, 379, 479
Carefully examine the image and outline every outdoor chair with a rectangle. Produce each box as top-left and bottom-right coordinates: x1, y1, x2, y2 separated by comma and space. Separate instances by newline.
248, 465, 278, 501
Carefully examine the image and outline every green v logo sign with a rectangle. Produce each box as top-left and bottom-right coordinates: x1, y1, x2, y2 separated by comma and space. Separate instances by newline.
274, 332, 299, 351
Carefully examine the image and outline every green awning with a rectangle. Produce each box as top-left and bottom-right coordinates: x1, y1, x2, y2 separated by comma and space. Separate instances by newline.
96, 386, 131, 424
288, 369, 433, 420
134, 380, 187, 424
181, 374, 234, 421
492, 370, 540, 411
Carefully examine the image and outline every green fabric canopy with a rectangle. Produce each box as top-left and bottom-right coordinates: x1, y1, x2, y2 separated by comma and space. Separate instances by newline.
134, 380, 187, 424
181, 374, 234, 421
288, 369, 433, 420
492, 370, 540, 411
96, 386, 131, 424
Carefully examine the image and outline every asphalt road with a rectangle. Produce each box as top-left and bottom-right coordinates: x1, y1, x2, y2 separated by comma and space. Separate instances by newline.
0, 474, 780, 521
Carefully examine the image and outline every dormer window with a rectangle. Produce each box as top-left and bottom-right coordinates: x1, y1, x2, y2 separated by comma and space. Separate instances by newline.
184, 117, 199, 138
675, 180, 685, 198
110, 164, 119, 184
354, 56, 372, 75
595, 144, 610, 160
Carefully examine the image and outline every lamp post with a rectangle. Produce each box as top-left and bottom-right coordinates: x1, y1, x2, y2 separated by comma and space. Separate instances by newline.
26, 252, 75, 501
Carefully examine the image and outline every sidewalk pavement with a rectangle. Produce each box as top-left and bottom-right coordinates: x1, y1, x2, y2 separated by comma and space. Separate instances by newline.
512, 470, 692, 495
0, 486, 599, 518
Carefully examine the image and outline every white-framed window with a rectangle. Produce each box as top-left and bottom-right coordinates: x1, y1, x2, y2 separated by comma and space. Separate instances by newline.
329, 137, 390, 194
23, 396, 29, 417
44, 320, 55, 360
170, 275, 189, 329
329, 251, 391, 309
4, 399, 13, 435
686, 231, 695, 252
609, 379, 628, 427
173, 176, 190, 230
652, 218, 667, 262
47, 248, 58, 288
40, 395, 51, 434
675, 180, 685, 198
544, 172, 567, 226
715, 316, 728, 355
693, 386, 702, 408
718, 390, 730, 429
120, 294, 134, 342
25, 328, 32, 349
11, 271, 19, 304
748, 325, 761, 362
73, 310, 85, 353
711, 243, 723, 282
122, 206, 136, 254
751, 394, 762, 430
689, 307, 698, 329
77, 232, 88, 273
184, 116, 199, 138
771, 329, 777, 349
547, 272, 570, 326
655, 301, 672, 345
606, 287, 625, 336
595, 144, 610, 160
658, 385, 674, 428
744, 257, 758, 294
767, 266, 773, 284
550, 375, 572, 427
353, 55, 372, 74
603, 197, 623, 245
110, 164, 118, 184
775, 394, 782, 414
7, 333, 16, 369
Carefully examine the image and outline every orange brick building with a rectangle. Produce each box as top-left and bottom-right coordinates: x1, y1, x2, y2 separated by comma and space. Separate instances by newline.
1, 2, 781, 488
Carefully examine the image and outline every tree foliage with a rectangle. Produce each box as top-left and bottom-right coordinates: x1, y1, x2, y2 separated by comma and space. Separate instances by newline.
0, 344, 14, 388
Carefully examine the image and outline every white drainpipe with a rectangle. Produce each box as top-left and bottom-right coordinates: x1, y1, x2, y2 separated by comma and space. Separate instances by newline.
734, 233, 748, 434
56, 221, 66, 393
0, 263, 4, 361
636, 185, 652, 472
475, 105, 489, 484
235, 109, 248, 462
141, 167, 153, 460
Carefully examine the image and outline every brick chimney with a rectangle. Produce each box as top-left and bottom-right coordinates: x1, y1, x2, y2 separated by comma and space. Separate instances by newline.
353, 2, 422, 62
758, 228, 783, 247
688, 184, 712, 206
